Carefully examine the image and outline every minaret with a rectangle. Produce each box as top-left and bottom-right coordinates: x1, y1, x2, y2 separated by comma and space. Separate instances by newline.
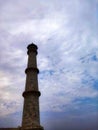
22, 43, 44, 130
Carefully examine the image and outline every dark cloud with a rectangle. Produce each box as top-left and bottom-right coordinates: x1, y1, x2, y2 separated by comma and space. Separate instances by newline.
41, 112, 98, 130
0, 112, 22, 128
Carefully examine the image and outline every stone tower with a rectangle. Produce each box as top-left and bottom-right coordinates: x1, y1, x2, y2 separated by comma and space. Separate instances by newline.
22, 43, 44, 130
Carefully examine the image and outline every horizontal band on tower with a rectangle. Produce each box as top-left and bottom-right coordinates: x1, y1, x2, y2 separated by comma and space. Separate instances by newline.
22, 90, 41, 97
27, 49, 38, 55
25, 67, 39, 74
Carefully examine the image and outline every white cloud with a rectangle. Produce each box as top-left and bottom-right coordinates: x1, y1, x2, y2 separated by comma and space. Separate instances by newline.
0, 71, 23, 117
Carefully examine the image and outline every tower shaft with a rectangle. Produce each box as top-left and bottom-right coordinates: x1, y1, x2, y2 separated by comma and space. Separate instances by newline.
22, 43, 43, 130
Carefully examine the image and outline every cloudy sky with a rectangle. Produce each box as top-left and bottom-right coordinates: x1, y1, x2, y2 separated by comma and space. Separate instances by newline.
0, 0, 98, 130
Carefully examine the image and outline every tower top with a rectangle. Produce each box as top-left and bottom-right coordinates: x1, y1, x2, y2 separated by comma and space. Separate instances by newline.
27, 43, 38, 50
27, 43, 38, 55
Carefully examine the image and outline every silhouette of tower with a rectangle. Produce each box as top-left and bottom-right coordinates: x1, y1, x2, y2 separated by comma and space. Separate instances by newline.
22, 43, 44, 130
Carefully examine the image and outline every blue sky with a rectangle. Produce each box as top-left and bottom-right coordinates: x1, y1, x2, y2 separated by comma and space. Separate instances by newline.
0, 0, 98, 130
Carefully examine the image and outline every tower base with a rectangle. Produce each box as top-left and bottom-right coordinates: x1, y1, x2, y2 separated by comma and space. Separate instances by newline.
21, 126, 44, 130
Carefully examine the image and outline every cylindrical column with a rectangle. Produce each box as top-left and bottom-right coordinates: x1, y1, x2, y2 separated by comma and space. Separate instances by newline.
22, 43, 43, 130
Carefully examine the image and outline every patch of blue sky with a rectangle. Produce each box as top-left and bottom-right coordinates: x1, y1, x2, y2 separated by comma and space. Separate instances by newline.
41, 100, 98, 118
79, 52, 98, 63
40, 111, 72, 120
74, 97, 98, 105
82, 71, 94, 81
81, 71, 98, 90
40, 70, 55, 76
41, 96, 98, 116
92, 79, 98, 90
64, 106, 98, 117
82, 77, 95, 86
91, 55, 98, 61
73, 97, 98, 114
55, 91, 66, 97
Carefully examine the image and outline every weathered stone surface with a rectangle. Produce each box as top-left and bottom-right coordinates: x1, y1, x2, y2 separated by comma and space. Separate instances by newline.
22, 43, 44, 129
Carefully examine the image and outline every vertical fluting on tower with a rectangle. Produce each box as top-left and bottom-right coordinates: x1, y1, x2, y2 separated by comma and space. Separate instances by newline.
22, 43, 43, 130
